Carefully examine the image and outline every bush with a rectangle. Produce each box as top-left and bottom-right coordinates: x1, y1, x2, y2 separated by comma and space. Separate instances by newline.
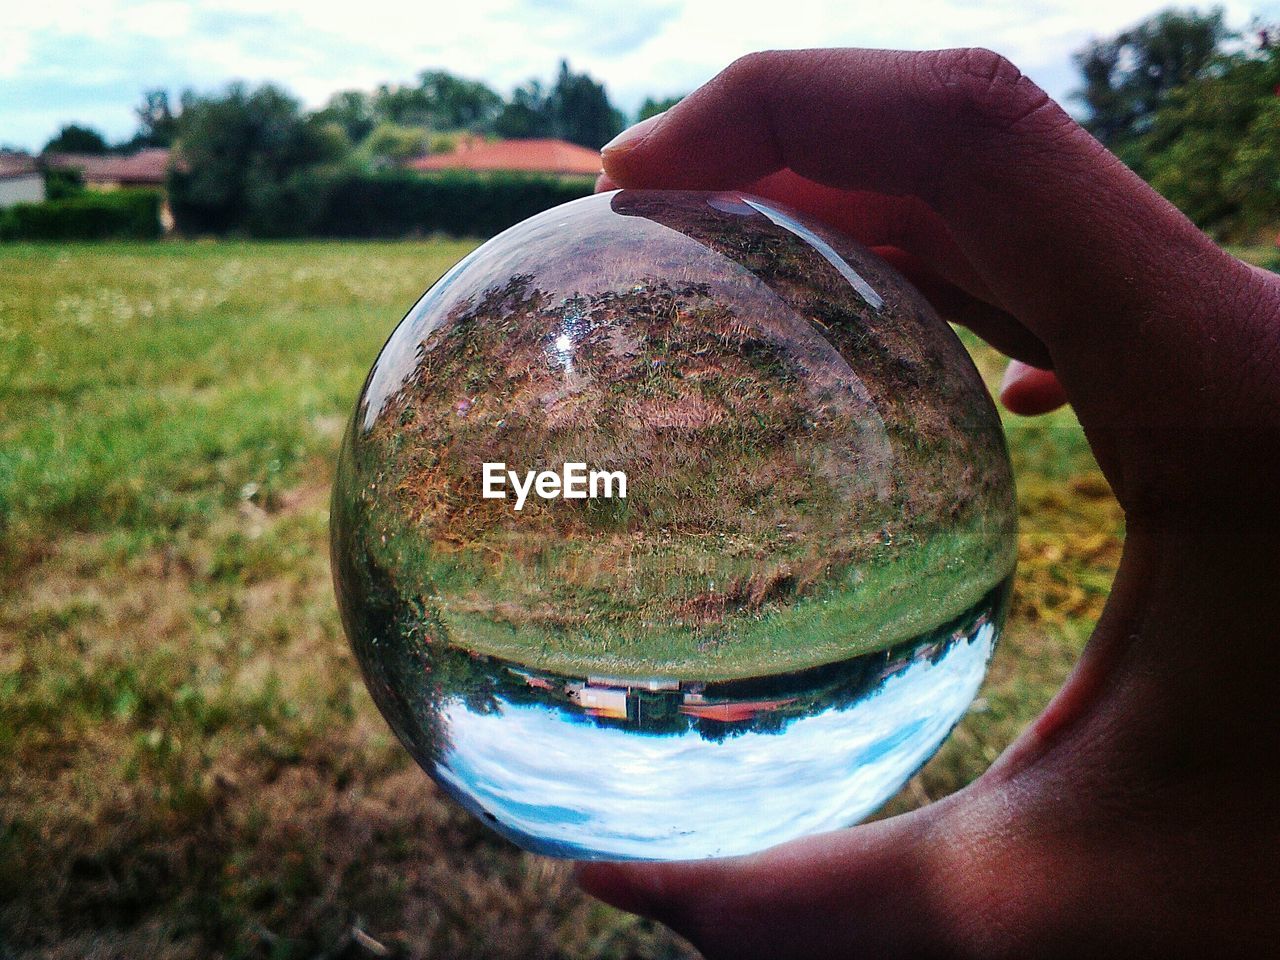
0, 190, 161, 241
43, 167, 85, 201
304, 170, 594, 239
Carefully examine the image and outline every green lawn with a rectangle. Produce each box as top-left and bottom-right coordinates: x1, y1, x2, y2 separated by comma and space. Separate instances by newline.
3, 240, 1260, 958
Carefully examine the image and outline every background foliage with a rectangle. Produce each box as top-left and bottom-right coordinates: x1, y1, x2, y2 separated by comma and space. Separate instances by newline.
0, 189, 161, 242
1074, 7, 1280, 238
15, 7, 1279, 242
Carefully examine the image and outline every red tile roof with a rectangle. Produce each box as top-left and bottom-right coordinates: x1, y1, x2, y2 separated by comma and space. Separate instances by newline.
0, 151, 39, 181
44, 148, 171, 185
407, 138, 602, 176
678, 698, 798, 723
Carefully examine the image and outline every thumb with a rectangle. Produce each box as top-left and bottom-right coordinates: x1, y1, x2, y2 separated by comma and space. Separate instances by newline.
574, 797, 1006, 959
1000, 360, 1068, 416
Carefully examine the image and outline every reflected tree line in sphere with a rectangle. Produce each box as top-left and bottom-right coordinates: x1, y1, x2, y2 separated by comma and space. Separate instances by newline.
334, 518, 1009, 761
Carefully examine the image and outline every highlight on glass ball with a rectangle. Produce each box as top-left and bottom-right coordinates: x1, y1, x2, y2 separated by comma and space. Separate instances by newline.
330, 189, 1017, 861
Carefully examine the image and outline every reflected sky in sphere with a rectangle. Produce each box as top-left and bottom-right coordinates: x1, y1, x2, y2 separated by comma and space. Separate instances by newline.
432, 622, 997, 861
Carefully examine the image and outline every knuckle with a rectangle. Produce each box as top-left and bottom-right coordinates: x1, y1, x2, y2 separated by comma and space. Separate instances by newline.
718, 49, 788, 93
926, 47, 1055, 130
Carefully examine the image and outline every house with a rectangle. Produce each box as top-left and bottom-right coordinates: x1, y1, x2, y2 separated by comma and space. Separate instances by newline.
566, 684, 629, 719
44, 148, 175, 231
43, 148, 171, 189
406, 138, 602, 178
0, 152, 45, 208
678, 698, 797, 723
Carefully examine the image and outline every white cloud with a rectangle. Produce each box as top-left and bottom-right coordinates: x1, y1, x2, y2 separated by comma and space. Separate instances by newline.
2, 0, 1277, 149
434, 625, 996, 859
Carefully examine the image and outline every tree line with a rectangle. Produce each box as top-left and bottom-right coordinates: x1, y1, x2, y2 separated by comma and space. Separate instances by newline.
32, 7, 1280, 241
34, 61, 683, 237
44, 61, 679, 161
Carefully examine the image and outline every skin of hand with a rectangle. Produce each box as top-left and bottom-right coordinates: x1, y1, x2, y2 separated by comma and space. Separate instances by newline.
575, 48, 1280, 959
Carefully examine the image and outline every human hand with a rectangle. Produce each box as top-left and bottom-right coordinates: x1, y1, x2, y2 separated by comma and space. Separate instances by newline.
578, 48, 1280, 958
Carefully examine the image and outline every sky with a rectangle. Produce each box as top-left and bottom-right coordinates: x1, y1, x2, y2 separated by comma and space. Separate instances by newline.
434, 624, 996, 860
2, 0, 1278, 152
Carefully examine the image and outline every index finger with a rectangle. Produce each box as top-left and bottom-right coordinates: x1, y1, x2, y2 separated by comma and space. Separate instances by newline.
601, 47, 1280, 519
601, 48, 1238, 350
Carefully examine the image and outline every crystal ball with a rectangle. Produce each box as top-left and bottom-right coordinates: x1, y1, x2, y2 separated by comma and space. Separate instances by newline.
331, 190, 1017, 861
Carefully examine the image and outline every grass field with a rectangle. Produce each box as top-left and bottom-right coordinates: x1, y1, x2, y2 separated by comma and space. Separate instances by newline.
1, 240, 1266, 958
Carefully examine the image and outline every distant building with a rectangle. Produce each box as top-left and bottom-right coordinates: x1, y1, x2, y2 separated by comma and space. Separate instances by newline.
44, 148, 175, 232
406, 138, 602, 178
0, 152, 45, 208
678, 698, 797, 723
567, 684, 629, 719
43, 148, 171, 189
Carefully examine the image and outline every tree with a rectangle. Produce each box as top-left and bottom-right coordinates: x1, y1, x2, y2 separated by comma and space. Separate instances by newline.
133, 90, 178, 148
1138, 33, 1280, 236
42, 166, 83, 200
313, 90, 377, 144
359, 122, 431, 166
372, 71, 502, 131
1072, 8, 1231, 150
494, 80, 552, 139
43, 124, 109, 155
414, 71, 503, 129
545, 60, 625, 149
494, 62, 625, 148
1223, 96, 1280, 234
167, 83, 347, 235
638, 95, 683, 122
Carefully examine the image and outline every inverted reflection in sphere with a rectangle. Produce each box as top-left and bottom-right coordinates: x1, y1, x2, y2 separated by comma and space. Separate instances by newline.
331, 190, 1017, 860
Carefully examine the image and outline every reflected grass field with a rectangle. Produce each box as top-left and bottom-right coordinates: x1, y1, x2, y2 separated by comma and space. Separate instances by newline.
3, 241, 1262, 957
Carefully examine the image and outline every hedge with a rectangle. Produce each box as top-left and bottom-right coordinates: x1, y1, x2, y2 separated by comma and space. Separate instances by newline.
170, 169, 596, 239
0, 189, 162, 241
308, 170, 595, 238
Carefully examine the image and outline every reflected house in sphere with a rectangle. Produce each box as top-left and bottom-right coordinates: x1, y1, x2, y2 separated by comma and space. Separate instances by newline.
553, 674, 805, 726
567, 684, 629, 719
678, 696, 798, 723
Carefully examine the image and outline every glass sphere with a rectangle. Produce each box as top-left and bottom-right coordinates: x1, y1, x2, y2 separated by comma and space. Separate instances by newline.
331, 190, 1017, 861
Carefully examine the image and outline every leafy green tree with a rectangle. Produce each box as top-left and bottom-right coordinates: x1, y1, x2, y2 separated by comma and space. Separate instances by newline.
1137, 34, 1280, 235
494, 62, 625, 148
167, 83, 347, 235
638, 95, 683, 122
43, 124, 110, 154
545, 60, 625, 148
1224, 97, 1280, 233
42, 167, 83, 200
372, 70, 502, 131
132, 90, 178, 148
373, 83, 431, 128
494, 80, 553, 139
313, 90, 377, 143
358, 122, 431, 166
414, 71, 503, 129
1072, 7, 1230, 150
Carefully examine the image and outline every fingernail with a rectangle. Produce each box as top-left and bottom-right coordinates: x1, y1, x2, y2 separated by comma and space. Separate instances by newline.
602, 111, 666, 156
999, 360, 1068, 415
1000, 359, 1031, 395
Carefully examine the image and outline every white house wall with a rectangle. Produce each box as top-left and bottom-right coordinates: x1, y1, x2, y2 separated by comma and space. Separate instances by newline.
0, 174, 46, 209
